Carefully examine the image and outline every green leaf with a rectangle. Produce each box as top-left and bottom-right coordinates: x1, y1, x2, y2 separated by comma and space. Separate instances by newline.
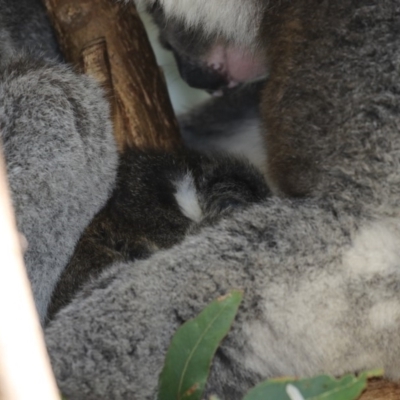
158, 289, 243, 400
242, 369, 383, 400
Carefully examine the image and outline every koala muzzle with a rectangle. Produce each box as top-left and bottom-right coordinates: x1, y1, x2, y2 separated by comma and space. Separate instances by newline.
174, 52, 229, 92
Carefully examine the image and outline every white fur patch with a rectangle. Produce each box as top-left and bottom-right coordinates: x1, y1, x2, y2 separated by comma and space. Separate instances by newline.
241, 274, 350, 378
134, 0, 264, 49
343, 219, 400, 275
174, 173, 203, 222
369, 300, 400, 329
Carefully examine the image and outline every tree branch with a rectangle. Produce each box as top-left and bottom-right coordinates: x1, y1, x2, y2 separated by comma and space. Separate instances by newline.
43, 0, 182, 152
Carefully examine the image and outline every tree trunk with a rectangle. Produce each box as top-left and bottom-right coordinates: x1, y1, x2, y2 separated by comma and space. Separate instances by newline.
43, 0, 182, 153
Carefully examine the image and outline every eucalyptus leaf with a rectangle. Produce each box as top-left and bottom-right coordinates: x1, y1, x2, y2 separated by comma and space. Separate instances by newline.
158, 289, 243, 400
242, 369, 383, 400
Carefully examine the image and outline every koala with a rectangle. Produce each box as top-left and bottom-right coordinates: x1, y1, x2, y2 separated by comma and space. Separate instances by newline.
47, 148, 269, 321
145, 1, 400, 197
45, 1, 400, 399
3, 0, 400, 399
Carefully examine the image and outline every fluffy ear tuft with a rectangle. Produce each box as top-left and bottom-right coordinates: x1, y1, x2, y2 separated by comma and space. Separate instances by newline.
132, 0, 264, 50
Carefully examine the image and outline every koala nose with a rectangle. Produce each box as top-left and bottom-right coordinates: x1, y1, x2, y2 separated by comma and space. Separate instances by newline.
174, 53, 228, 91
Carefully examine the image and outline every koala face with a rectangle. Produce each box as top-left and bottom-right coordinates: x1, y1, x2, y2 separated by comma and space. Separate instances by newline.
138, 0, 268, 92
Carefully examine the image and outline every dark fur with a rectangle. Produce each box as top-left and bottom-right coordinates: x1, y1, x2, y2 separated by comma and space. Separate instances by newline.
0, 0, 60, 65
260, 1, 393, 196
179, 81, 266, 172
47, 149, 269, 320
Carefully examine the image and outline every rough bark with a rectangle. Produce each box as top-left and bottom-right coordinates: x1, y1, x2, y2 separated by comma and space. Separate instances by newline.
43, 0, 182, 152
359, 378, 400, 400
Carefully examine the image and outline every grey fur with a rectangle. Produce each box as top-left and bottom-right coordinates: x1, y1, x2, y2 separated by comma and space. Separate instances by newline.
44, 1, 400, 399
0, 0, 60, 65
179, 82, 266, 172
0, 54, 118, 321
45, 198, 400, 399
178, 82, 267, 173
2, 0, 400, 399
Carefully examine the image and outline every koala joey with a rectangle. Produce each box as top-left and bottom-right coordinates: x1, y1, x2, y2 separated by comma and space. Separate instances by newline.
47, 148, 269, 321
